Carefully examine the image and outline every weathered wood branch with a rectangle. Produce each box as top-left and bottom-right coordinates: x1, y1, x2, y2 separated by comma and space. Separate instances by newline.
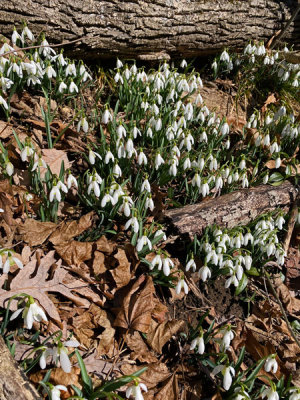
164, 181, 298, 238
0, 336, 41, 399
0, 1, 299, 60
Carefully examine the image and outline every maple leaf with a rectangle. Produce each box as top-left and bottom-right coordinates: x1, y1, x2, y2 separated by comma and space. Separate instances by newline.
0, 251, 102, 324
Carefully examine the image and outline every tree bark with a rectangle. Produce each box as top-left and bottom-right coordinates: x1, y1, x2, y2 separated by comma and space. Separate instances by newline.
164, 181, 298, 239
0, 336, 41, 400
0, 1, 299, 61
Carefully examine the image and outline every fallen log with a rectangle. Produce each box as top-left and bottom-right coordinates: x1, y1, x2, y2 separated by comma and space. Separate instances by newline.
0, 336, 41, 399
0, 1, 299, 60
164, 181, 298, 239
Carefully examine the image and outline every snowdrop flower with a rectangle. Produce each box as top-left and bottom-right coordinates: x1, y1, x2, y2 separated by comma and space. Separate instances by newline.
31, 154, 47, 171
138, 151, 147, 166
57, 180, 68, 194
190, 333, 205, 354
89, 149, 102, 164
155, 153, 164, 169
88, 178, 101, 197
58, 80, 67, 93
233, 387, 250, 400
154, 229, 166, 241
275, 215, 285, 230
39, 346, 53, 369
264, 354, 278, 373
5, 160, 14, 176
67, 173, 78, 189
21, 144, 34, 162
198, 265, 211, 282
239, 158, 246, 170
69, 80, 78, 93
162, 256, 174, 276
102, 108, 113, 124
126, 382, 148, 400
180, 59, 187, 68
50, 385, 67, 400
104, 150, 115, 164
49, 185, 61, 202
0, 95, 8, 110
45, 64, 57, 79
219, 326, 234, 351
145, 195, 154, 211
65, 62, 77, 77
186, 257, 196, 272
220, 50, 230, 63
289, 388, 300, 400
11, 27, 23, 45
52, 340, 79, 373
10, 296, 47, 329
113, 163, 122, 178
125, 216, 139, 233
212, 364, 235, 391
0, 250, 23, 273
212, 60, 218, 73
22, 25, 34, 41
77, 115, 89, 133
275, 157, 281, 169
141, 178, 151, 193
175, 277, 189, 295
101, 192, 115, 208
151, 254, 162, 270
136, 235, 152, 252
261, 386, 279, 400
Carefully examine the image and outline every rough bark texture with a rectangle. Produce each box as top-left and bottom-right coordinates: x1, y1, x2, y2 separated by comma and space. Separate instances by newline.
0, 336, 41, 400
0, 1, 299, 60
164, 181, 298, 238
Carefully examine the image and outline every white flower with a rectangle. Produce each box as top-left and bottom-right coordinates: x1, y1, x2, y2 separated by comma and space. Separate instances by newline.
39, 347, 53, 369
289, 389, 300, 400
116, 58, 123, 69
1, 250, 23, 273
154, 229, 166, 241
5, 161, 14, 176
126, 382, 148, 400
65, 63, 77, 77
0, 95, 8, 110
88, 180, 101, 197
212, 365, 235, 391
275, 215, 285, 230
219, 326, 234, 351
10, 298, 48, 330
151, 254, 162, 270
52, 341, 79, 373
162, 256, 174, 276
136, 235, 152, 252
50, 385, 67, 400
22, 25, 34, 41
104, 150, 115, 164
175, 278, 189, 295
21, 145, 34, 162
264, 355, 278, 374
69, 80, 78, 93
31, 154, 47, 171
102, 108, 112, 124
58, 81, 67, 93
77, 116, 89, 133
190, 335, 205, 354
155, 153, 164, 169
89, 149, 102, 164
138, 151, 147, 165
125, 217, 139, 233
141, 178, 151, 193
49, 185, 61, 202
261, 387, 279, 400
198, 265, 211, 282
186, 258, 196, 272
67, 173, 78, 189
275, 157, 281, 169
180, 59, 187, 68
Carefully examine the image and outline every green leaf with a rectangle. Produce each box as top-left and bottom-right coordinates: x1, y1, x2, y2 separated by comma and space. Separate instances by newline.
246, 267, 260, 276
75, 349, 93, 390
235, 273, 248, 295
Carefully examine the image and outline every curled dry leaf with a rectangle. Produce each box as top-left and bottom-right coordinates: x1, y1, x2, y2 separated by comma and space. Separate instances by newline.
146, 318, 185, 354
113, 275, 155, 333
125, 331, 158, 363
40, 148, 71, 178
121, 361, 171, 390
155, 374, 179, 400
49, 211, 95, 245
55, 241, 93, 266
110, 248, 132, 289
21, 219, 57, 246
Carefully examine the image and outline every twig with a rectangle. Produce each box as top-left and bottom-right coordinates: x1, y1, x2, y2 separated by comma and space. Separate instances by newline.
263, 263, 300, 350
1, 37, 85, 59
283, 195, 300, 254
270, 3, 300, 49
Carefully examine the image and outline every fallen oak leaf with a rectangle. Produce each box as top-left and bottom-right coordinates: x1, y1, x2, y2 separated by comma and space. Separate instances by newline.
146, 318, 186, 354
20, 218, 57, 246
0, 251, 99, 324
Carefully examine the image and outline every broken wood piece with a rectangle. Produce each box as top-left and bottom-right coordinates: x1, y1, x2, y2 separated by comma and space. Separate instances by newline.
164, 182, 297, 238
0, 336, 41, 399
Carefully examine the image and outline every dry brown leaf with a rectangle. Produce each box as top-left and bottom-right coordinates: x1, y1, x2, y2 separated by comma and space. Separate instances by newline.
110, 249, 132, 289
77, 349, 117, 376
21, 219, 57, 246
55, 241, 93, 266
272, 275, 300, 315
146, 319, 185, 354
95, 236, 116, 254
261, 93, 277, 113
114, 275, 155, 333
49, 212, 95, 245
0, 251, 100, 324
121, 362, 170, 390
40, 148, 71, 178
265, 160, 276, 169
0, 121, 13, 139
92, 251, 106, 275
125, 331, 158, 363
155, 374, 179, 400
